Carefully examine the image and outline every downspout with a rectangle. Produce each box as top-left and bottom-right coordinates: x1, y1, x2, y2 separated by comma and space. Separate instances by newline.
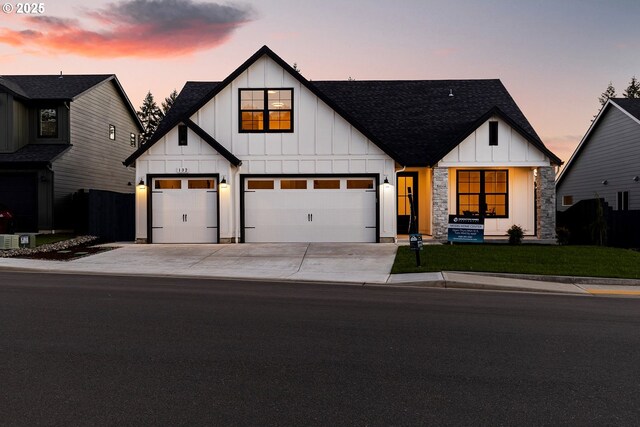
233, 163, 242, 243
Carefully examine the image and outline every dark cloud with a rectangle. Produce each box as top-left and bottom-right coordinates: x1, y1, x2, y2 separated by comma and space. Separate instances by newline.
0, 0, 254, 58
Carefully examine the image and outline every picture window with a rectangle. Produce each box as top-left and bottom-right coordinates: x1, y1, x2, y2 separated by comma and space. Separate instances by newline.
457, 170, 508, 218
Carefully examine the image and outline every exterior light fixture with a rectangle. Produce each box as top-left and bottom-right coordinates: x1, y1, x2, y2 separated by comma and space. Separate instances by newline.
634, 176, 639, 182
383, 176, 390, 186
220, 176, 228, 188
602, 180, 608, 185
137, 178, 146, 189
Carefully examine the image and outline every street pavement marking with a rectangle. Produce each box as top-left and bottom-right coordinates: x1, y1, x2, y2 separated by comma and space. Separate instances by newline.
586, 289, 640, 296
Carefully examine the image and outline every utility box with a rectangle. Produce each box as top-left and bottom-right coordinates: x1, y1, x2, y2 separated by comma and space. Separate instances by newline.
19, 234, 36, 248
0, 235, 20, 250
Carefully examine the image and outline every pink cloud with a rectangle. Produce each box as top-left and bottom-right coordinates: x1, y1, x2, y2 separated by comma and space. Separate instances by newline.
0, 0, 254, 58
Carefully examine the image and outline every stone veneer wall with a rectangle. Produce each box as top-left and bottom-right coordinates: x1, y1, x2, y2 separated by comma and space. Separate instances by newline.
432, 167, 449, 239
536, 166, 556, 239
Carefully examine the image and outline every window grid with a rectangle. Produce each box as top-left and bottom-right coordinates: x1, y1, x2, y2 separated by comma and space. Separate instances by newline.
457, 170, 508, 218
240, 89, 293, 133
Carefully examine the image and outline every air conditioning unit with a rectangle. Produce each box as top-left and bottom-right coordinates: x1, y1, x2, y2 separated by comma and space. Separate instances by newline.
0, 235, 20, 250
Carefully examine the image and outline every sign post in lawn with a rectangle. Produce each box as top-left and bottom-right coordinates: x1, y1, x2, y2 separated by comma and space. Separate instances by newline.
447, 215, 485, 243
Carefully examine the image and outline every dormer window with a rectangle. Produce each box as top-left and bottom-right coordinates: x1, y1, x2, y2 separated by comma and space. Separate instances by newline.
239, 89, 293, 132
38, 108, 58, 138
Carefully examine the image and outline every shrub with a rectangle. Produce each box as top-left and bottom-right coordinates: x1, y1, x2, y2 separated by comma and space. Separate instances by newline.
507, 224, 524, 245
556, 227, 570, 245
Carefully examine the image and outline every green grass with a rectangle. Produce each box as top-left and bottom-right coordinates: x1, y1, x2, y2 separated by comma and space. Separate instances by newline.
35, 233, 75, 246
392, 244, 640, 279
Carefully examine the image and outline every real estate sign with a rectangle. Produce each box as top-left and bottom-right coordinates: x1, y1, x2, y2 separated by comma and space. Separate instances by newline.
447, 216, 484, 243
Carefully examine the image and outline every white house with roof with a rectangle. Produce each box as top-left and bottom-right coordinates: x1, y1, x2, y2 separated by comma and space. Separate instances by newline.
124, 46, 560, 244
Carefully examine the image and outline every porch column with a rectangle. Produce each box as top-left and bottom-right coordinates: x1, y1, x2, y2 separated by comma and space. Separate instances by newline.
536, 166, 556, 240
432, 167, 449, 240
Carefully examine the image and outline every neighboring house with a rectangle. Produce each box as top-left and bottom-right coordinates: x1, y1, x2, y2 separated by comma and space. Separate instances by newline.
0, 74, 143, 232
557, 98, 640, 212
124, 46, 561, 244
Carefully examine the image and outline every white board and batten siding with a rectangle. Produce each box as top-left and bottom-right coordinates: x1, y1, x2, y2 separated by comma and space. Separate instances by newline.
135, 55, 396, 242
439, 117, 547, 236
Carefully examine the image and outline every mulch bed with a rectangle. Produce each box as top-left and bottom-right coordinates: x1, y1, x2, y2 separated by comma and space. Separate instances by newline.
1, 235, 117, 261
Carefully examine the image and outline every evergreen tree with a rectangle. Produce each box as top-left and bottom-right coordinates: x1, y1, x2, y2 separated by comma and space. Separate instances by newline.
161, 89, 179, 118
292, 62, 301, 73
598, 81, 616, 106
137, 91, 162, 145
623, 76, 640, 98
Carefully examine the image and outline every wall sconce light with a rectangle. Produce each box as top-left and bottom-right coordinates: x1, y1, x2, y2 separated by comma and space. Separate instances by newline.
383, 176, 390, 186
137, 178, 146, 189
220, 176, 228, 188
634, 176, 639, 182
127, 182, 132, 186
601, 180, 608, 185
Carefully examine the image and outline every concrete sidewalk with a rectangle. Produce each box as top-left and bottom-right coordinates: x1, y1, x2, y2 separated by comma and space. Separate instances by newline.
1, 243, 639, 296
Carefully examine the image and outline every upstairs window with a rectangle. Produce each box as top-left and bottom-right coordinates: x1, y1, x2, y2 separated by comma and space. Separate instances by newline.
109, 124, 116, 140
240, 89, 293, 132
39, 108, 58, 138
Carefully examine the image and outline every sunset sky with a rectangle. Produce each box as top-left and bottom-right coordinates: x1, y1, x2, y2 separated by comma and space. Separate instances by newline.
2, 0, 639, 163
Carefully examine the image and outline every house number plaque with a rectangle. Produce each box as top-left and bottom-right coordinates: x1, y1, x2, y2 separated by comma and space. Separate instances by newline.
176, 167, 189, 173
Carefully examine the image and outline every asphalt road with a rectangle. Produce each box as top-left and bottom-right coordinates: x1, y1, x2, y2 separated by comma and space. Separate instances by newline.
1, 271, 639, 426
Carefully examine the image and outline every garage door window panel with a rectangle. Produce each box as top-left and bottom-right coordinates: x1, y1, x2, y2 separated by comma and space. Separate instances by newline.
248, 180, 275, 190
313, 180, 340, 189
281, 180, 307, 190
347, 179, 374, 189
155, 179, 182, 189
188, 179, 216, 189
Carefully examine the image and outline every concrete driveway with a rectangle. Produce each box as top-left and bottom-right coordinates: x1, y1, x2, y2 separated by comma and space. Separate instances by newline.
1, 243, 399, 284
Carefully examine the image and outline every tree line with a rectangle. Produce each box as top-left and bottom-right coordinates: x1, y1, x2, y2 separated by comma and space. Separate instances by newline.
598, 76, 640, 106
136, 89, 178, 145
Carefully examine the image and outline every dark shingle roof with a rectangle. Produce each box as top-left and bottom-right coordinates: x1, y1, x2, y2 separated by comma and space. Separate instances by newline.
152, 81, 219, 141
0, 74, 113, 100
0, 144, 70, 164
312, 80, 550, 166
123, 46, 561, 167
611, 98, 640, 121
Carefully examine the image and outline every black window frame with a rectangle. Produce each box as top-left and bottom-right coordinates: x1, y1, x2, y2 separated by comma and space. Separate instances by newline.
489, 121, 499, 146
617, 191, 629, 211
109, 124, 116, 141
239, 88, 294, 133
456, 169, 509, 218
178, 124, 188, 146
38, 107, 58, 138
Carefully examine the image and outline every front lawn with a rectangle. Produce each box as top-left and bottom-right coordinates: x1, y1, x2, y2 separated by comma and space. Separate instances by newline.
392, 244, 640, 279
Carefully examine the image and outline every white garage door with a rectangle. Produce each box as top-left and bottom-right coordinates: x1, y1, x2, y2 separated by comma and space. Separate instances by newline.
151, 177, 218, 243
244, 177, 377, 243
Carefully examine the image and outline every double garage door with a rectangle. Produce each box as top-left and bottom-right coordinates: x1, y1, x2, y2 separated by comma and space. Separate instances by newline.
151, 177, 218, 243
243, 176, 377, 243
150, 175, 378, 243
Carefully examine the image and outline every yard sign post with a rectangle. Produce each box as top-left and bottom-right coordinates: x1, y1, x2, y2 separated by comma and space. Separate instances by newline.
407, 187, 423, 266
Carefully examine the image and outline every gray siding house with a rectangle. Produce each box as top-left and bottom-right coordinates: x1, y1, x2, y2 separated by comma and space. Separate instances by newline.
0, 75, 143, 232
557, 98, 640, 212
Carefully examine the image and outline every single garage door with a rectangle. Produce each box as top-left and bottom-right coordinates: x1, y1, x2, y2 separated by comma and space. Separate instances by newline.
243, 176, 377, 243
0, 173, 38, 232
151, 177, 218, 243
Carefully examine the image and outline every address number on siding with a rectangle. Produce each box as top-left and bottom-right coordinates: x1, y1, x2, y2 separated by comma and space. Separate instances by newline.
176, 168, 189, 173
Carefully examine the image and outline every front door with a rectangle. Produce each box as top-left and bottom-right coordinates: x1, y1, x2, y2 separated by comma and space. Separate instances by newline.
397, 172, 418, 234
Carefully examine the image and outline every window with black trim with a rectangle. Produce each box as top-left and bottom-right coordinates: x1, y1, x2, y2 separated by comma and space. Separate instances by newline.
489, 121, 498, 146
109, 124, 116, 140
178, 124, 188, 146
618, 191, 629, 211
38, 108, 58, 138
240, 89, 293, 132
457, 170, 508, 218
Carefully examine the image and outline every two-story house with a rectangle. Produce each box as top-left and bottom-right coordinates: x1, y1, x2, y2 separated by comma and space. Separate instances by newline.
0, 74, 143, 232
124, 46, 561, 244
